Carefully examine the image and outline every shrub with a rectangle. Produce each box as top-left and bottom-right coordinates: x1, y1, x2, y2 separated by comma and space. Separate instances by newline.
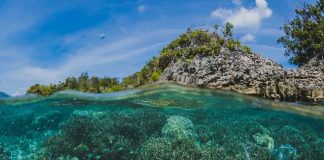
151, 71, 161, 82
277, 0, 324, 66
241, 45, 253, 54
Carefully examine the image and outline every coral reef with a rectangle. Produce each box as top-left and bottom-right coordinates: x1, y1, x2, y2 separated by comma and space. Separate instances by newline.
248, 144, 271, 160
0, 86, 323, 160
1, 106, 321, 160
162, 116, 197, 140
271, 144, 298, 160
138, 138, 200, 159
31, 111, 63, 131
314, 138, 324, 158
39, 109, 166, 160
138, 138, 227, 160
252, 133, 274, 151
0, 111, 34, 136
0, 145, 9, 160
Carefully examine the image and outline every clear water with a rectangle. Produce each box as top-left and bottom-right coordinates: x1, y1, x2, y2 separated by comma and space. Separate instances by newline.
0, 84, 323, 160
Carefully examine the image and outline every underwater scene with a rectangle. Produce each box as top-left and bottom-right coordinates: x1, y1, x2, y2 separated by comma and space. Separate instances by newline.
0, 84, 323, 160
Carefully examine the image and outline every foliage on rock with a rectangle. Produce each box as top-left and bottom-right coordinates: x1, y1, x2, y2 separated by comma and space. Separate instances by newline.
124, 23, 253, 87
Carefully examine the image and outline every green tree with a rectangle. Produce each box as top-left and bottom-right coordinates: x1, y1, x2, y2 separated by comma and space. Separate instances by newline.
89, 76, 100, 93
151, 71, 161, 82
122, 74, 139, 88
64, 77, 78, 89
99, 77, 117, 89
277, 0, 324, 66
213, 24, 219, 31
222, 22, 234, 39
27, 84, 57, 96
78, 72, 89, 92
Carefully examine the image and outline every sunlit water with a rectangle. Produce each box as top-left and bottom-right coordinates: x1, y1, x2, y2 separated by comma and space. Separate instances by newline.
0, 84, 323, 160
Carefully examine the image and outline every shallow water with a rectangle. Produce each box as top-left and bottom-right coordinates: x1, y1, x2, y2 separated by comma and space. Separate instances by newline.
0, 84, 323, 160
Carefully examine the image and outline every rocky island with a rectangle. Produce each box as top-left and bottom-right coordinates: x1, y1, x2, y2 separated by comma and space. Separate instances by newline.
27, 26, 324, 103
27, 1, 324, 103
0, 92, 10, 98
159, 45, 324, 102
1, 1, 324, 160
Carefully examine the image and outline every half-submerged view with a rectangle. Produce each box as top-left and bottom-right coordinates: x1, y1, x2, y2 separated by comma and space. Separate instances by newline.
0, 0, 323, 160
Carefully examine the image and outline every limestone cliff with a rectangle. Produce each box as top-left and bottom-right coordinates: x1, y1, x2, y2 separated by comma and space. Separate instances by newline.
160, 47, 324, 102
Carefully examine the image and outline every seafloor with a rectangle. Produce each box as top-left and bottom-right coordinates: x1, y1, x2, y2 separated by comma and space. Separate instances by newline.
0, 84, 323, 160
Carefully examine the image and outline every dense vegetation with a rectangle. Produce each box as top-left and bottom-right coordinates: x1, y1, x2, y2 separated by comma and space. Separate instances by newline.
27, 73, 125, 96
27, 23, 253, 96
278, 0, 324, 66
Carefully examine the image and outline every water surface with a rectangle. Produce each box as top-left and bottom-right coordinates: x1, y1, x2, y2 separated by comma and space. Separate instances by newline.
0, 84, 323, 160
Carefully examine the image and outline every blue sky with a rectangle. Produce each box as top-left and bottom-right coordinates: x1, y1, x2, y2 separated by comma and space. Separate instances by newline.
0, 0, 316, 95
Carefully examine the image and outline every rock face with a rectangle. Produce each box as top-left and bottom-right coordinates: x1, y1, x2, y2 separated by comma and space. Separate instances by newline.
160, 48, 324, 102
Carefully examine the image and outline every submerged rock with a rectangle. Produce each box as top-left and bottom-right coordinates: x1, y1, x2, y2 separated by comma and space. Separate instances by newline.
162, 116, 197, 140
252, 133, 274, 151
271, 144, 298, 160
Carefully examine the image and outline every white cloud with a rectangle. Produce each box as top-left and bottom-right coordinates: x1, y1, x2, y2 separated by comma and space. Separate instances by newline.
137, 5, 146, 13
17, 41, 162, 81
211, 0, 272, 29
240, 33, 256, 43
0, 28, 180, 95
232, 0, 242, 6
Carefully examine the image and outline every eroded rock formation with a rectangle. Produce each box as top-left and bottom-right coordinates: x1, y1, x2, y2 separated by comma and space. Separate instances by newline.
160, 48, 324, 102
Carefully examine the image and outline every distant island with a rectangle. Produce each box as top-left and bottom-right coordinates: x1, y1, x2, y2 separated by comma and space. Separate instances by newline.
27, 1, 323, 102
0, 92, 10, 98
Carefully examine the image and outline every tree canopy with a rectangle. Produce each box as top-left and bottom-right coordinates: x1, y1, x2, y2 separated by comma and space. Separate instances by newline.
277, 0, 324, 66
27, 73, 124, 96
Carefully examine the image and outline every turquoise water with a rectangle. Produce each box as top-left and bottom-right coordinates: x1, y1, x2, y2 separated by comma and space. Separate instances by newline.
0, 84, 323, 160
